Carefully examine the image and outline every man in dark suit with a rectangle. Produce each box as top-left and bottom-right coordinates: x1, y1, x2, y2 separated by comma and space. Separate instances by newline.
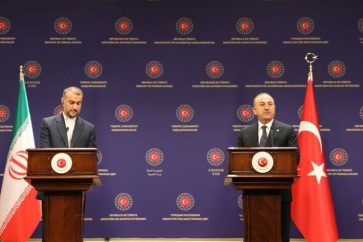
38, 87, 96, 234
40, 86, 96, 148
237, 92, 298, 242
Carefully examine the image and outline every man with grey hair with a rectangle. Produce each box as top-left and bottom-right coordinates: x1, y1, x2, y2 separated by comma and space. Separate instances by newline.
40, 86, 96, 148
237, 92, 298, 242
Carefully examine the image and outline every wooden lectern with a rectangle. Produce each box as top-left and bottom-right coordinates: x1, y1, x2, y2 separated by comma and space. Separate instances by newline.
26, 148, 100, 242
225, 147, 298, 242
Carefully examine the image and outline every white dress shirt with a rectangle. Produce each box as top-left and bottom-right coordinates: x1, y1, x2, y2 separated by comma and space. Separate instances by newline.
63, 112, 76, 147
258, 119, 274, 143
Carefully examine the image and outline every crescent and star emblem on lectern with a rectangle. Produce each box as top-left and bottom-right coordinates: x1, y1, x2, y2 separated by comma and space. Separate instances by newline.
251, 151, 274, 173
51, 152, 73, 174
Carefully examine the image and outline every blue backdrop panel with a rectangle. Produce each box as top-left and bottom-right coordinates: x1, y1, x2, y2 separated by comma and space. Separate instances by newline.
0, 0, 363, 239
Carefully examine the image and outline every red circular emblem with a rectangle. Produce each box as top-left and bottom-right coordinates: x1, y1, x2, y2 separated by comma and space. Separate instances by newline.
237, 104, 254, 123
145, 61, 163, 79
176, 193, 195, 211
115, 193, 133, 211
0, 105, 10, 122
176, 17, 193, 35
329, 148, 348, 166
206, 61, 224, 79
236, 17, 254, 35
24, 60, 42, 78
115, 17, 133, 35
251, 151, 274, 173
146, 148, 164, 166
267, 60, 285, 79
176, 104, 194, 123
57, 159, 66, 168
53, 105, 64, 115
328, 60, 346, 78
0, 17, 11, 35
54, 17, 72, 35
51, 153, 72, 174
85, 61, 103, 79
297, 17, 315, 35
207, 148, 225, 166
258, 157, 268, 167
115, 104, 133, 122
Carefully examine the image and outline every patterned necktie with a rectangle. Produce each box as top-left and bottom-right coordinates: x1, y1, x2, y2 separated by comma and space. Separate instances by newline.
259, 125, 268, 147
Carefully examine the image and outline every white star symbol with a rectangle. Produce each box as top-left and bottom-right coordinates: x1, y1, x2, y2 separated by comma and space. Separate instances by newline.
308, 161, 327, 184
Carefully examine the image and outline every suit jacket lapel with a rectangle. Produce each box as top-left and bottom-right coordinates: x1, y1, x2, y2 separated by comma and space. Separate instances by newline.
56, 114, 68, 147
267, 120, 280, 147
71, 118, 83, 147
251, 123, 259, 146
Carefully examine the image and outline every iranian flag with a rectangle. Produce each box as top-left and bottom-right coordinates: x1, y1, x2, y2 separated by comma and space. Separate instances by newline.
0, 68, 41, 241
291, 69, 338, 241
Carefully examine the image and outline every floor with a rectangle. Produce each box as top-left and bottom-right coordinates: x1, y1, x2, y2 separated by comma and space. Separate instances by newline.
28, 238, 363, 242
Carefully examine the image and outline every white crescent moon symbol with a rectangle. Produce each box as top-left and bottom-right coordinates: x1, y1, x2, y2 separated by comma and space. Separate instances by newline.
298, 121, 322, 153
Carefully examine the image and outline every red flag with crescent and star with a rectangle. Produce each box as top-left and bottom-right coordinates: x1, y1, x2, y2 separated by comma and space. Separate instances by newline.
291, 68, 338, 242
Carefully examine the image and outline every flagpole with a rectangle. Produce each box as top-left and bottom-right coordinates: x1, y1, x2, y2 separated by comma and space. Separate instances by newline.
304, 52, 318, 75
19, 65, 24, 82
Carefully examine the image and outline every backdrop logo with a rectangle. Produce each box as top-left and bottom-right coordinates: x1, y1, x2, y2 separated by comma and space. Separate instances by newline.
176, 104, 194, 123
206, 61, 224, 79
360, 106, 363, 120
207, 148, 225, 166
176, 193, 195, 211
328, 60, 346, 78
8, 151, 28, 180
0, 105, 10, 122
267, 60, 285, 78
146, 148, 164, 166
115, 104, 133, 122
297, 105, 303, 120
145, 61, 163, 79
97, 149, 103, 165
176, 17, 193, 35
0, 17, 11, 35
53, 105, 64, 115
297, 17, 315, 35
85, 61, 103, 79
237, 104, 254, 123
114, 193, 133, 211
24, 60, 41, 79
238, 194, 243, 210
329, 148, 348, 166
358, 17, 363, 33
115, 17, 133, 35
54, 17, 72, 35
236, 17, 254, 35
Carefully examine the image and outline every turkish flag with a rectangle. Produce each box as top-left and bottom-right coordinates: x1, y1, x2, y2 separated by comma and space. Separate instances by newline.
291, 71, 338, 242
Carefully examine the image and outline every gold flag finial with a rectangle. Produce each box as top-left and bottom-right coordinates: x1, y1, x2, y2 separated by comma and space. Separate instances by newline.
19, 65, 25, 82
305, 53, 318, 74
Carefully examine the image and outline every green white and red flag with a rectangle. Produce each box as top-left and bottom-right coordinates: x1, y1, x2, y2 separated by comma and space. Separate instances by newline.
0, 68, 41, 242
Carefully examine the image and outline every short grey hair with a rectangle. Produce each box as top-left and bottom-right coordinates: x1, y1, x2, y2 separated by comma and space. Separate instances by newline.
253, 92, 274, 106
62, 86, 83, 98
